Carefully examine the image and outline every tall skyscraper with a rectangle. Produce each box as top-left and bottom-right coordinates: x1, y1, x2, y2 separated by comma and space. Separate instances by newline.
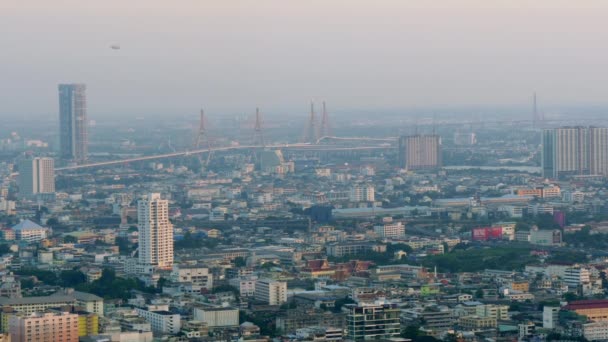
18, 157, 55, 197
58, 84, 88, 163
589, 127, 608, 176
542, 126, 608, 179
398, 135, 442, 170
138, 193, 173, 269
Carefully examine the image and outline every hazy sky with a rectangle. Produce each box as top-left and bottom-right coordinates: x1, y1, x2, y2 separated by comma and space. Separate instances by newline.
2, 0, 608, 118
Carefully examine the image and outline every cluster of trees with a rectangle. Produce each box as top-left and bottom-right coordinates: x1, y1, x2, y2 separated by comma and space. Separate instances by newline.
328, 243, 414, 266
75, 268, 157, 300
18, 268, 158, 301
16, 268, 87, 289
174, 231, 219, 249
546, 250, 588, 264
0, 244, 11, 255
115, 236, 136, 255
422, 246, 537, 273
564, 226, 608, 249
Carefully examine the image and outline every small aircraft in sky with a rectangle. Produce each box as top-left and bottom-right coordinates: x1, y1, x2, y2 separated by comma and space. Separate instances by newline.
110, 44, 121, 50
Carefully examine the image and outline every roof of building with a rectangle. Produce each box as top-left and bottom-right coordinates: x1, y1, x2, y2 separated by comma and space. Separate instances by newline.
0, 295, 75, 306
564, 300, 608, 311
151, 310, 178, 315
12, 220, 46, 231
72, 291, 103, 302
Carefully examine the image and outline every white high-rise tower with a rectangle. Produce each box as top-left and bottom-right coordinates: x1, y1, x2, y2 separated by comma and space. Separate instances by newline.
138, 193, 173, 269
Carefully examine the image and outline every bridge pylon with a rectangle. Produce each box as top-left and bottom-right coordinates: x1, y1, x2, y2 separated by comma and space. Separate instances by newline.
194, 109, 212, 166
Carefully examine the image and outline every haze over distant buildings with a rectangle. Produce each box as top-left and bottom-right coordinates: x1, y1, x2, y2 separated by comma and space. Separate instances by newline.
2, 0, 608, 117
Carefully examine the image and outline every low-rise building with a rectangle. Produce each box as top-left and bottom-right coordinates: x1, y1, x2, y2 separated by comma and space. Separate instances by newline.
9, 311, 79, 342
255, 279, 287, 305
135, 308, 181, 335
193, 307, 239, 328
346, 303, 400, 340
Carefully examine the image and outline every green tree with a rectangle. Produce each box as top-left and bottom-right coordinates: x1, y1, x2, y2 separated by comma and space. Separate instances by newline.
64, 235, 77, 243
0, 244, 11, 255
234, 257, 247, 267
59, 270, 86, 287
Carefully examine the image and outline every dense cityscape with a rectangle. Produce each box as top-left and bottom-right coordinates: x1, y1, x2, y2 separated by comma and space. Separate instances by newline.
1, 82, 608, 342
4, 2, 608, 342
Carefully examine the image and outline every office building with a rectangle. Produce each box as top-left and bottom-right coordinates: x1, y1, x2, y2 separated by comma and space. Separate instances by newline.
58, 84, 88, 163
18, 157, 55, 197
373, 222, 405, 238
11, 220, 49, 243
138, 193, 173, 269
345, 303, 401, 340
9, 311, 79, 342
255, 279, 287, 305
529, 228, 562, 247
193, 307, 239, 328
421, 306, 455, 333
70, 291, 104, 317
326, 242, 386, 257
543, 306, 559, 329
276, 310, 346, 334
135, 308, 181, 335
583, 321, 608, 341
564, 267, 591, 288
76, 311, 99, 337
349, 184, 375, 202
398, 135, 442, 170
542, 126, 608, 179
589, 127, 608, 176
170, 265, 213, 290
459, 316, 497, 330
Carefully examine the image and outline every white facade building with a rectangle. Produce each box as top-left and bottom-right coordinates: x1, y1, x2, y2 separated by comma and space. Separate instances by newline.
170, 265, 213, 290
12, 220, 49, 243
138, 193, 173, 269
193, 307, 239, 328
543, 306, 559, 329
349, 184, 375, 202
255, 279, 287, 305
564, 267, 591, 288
135, 308, 181, 335
229, 277, 257, 297
584, 321, 608, 341
373, 222, 405, 238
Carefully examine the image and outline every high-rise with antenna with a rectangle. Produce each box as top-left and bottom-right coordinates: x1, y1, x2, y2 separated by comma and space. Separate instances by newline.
194, 109, 212, 166
320, 101, 331, 138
